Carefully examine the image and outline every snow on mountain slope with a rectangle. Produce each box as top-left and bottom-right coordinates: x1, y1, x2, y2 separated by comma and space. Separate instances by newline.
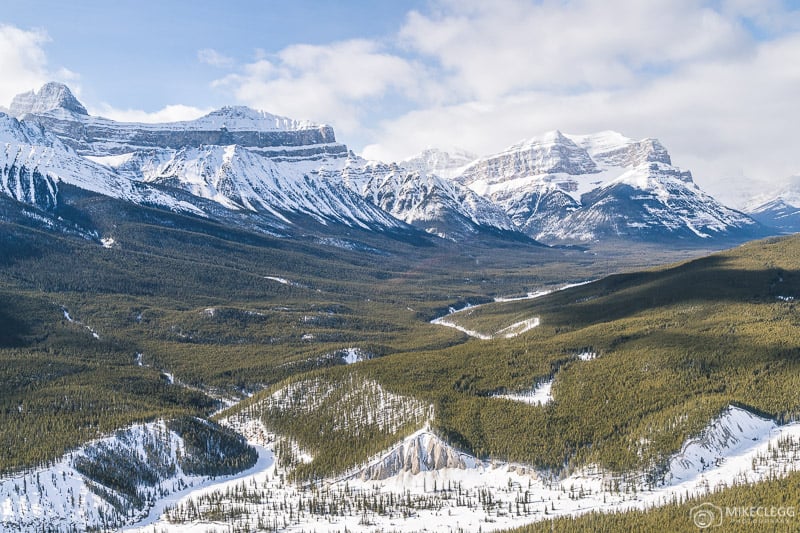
337, 156, 517, 239
14, 84, 345, 158
8, 83, 409, 233
6, 83, 767, 244
9, 81, 89, 117
137, 145, 405, 228
569, 131, 671, 168
664, 405, 777, 484
456, 130, 599, 191
744, 175, 800, 233
0, 112, 203, 217
452, 130, 763, 243
538, 162, 761, 242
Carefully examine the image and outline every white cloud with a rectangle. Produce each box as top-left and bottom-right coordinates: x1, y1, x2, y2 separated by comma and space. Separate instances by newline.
198, 48, 234, 68
0, 24, 69, 107
90, 103, 211, 123
212, 39, 424, 134
398, 0, 752, 101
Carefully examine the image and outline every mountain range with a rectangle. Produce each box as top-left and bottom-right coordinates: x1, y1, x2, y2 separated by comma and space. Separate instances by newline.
0, 82, 783, 246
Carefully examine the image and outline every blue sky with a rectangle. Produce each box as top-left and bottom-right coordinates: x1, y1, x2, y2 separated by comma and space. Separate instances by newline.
1, 0, 799, 204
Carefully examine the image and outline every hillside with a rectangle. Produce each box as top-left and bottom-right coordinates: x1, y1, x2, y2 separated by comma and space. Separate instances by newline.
135, 234, 800, 532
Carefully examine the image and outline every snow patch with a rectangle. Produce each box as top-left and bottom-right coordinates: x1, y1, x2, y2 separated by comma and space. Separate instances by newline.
60, 306, 100, 340
493, 378, 554, 406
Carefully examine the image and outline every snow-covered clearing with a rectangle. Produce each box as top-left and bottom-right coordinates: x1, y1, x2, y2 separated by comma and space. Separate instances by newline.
431, 310, 537, 340
430, 313, 494, 340
430, 303, 534, 340
497, 317, 541, 338
493, 280, 596, 303
493, 378, 554, 405
264, 276, 292, 285
339, 347, 372, 364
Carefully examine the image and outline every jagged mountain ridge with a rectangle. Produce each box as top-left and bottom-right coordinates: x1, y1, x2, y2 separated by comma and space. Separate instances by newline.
421, 130, 767, 243
336, 156, 518, 239
1, 82, 773, 245
0, 112, 204, 218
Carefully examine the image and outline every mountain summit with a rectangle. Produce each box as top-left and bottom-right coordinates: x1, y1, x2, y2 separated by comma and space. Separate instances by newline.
10, 82, 89, 117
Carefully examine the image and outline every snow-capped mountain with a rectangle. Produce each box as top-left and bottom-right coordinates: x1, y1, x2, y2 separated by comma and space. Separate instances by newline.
7, 83, 408, 233
743, 176, 800, 233
1, 83, 772, 245
11, 83, 345, 159
10, 81, 89, 117
445, 130, 764, 243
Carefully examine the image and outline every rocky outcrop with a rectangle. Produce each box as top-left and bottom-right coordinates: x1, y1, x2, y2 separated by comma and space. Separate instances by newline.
357, 431, 479, 481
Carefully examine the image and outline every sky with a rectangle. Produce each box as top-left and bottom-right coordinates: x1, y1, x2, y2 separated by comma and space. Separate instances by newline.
1, 0, 799, 205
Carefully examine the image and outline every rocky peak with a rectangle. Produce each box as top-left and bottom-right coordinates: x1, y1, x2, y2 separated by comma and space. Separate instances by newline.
457, 130, 598, 186
10, 82, 89, 117
356, 431, 478, 481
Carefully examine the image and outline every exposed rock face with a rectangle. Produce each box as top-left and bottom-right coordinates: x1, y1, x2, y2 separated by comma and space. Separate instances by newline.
10, 82, 89, 117
139, 145, 402, 227
22, 107, 345, 157
456, 130, 598, 187
5, 83, 406, 232
358, 431, 478, 481
2, 83, 771, 244
572, 132, 671, 167
401, 148, 477, 180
